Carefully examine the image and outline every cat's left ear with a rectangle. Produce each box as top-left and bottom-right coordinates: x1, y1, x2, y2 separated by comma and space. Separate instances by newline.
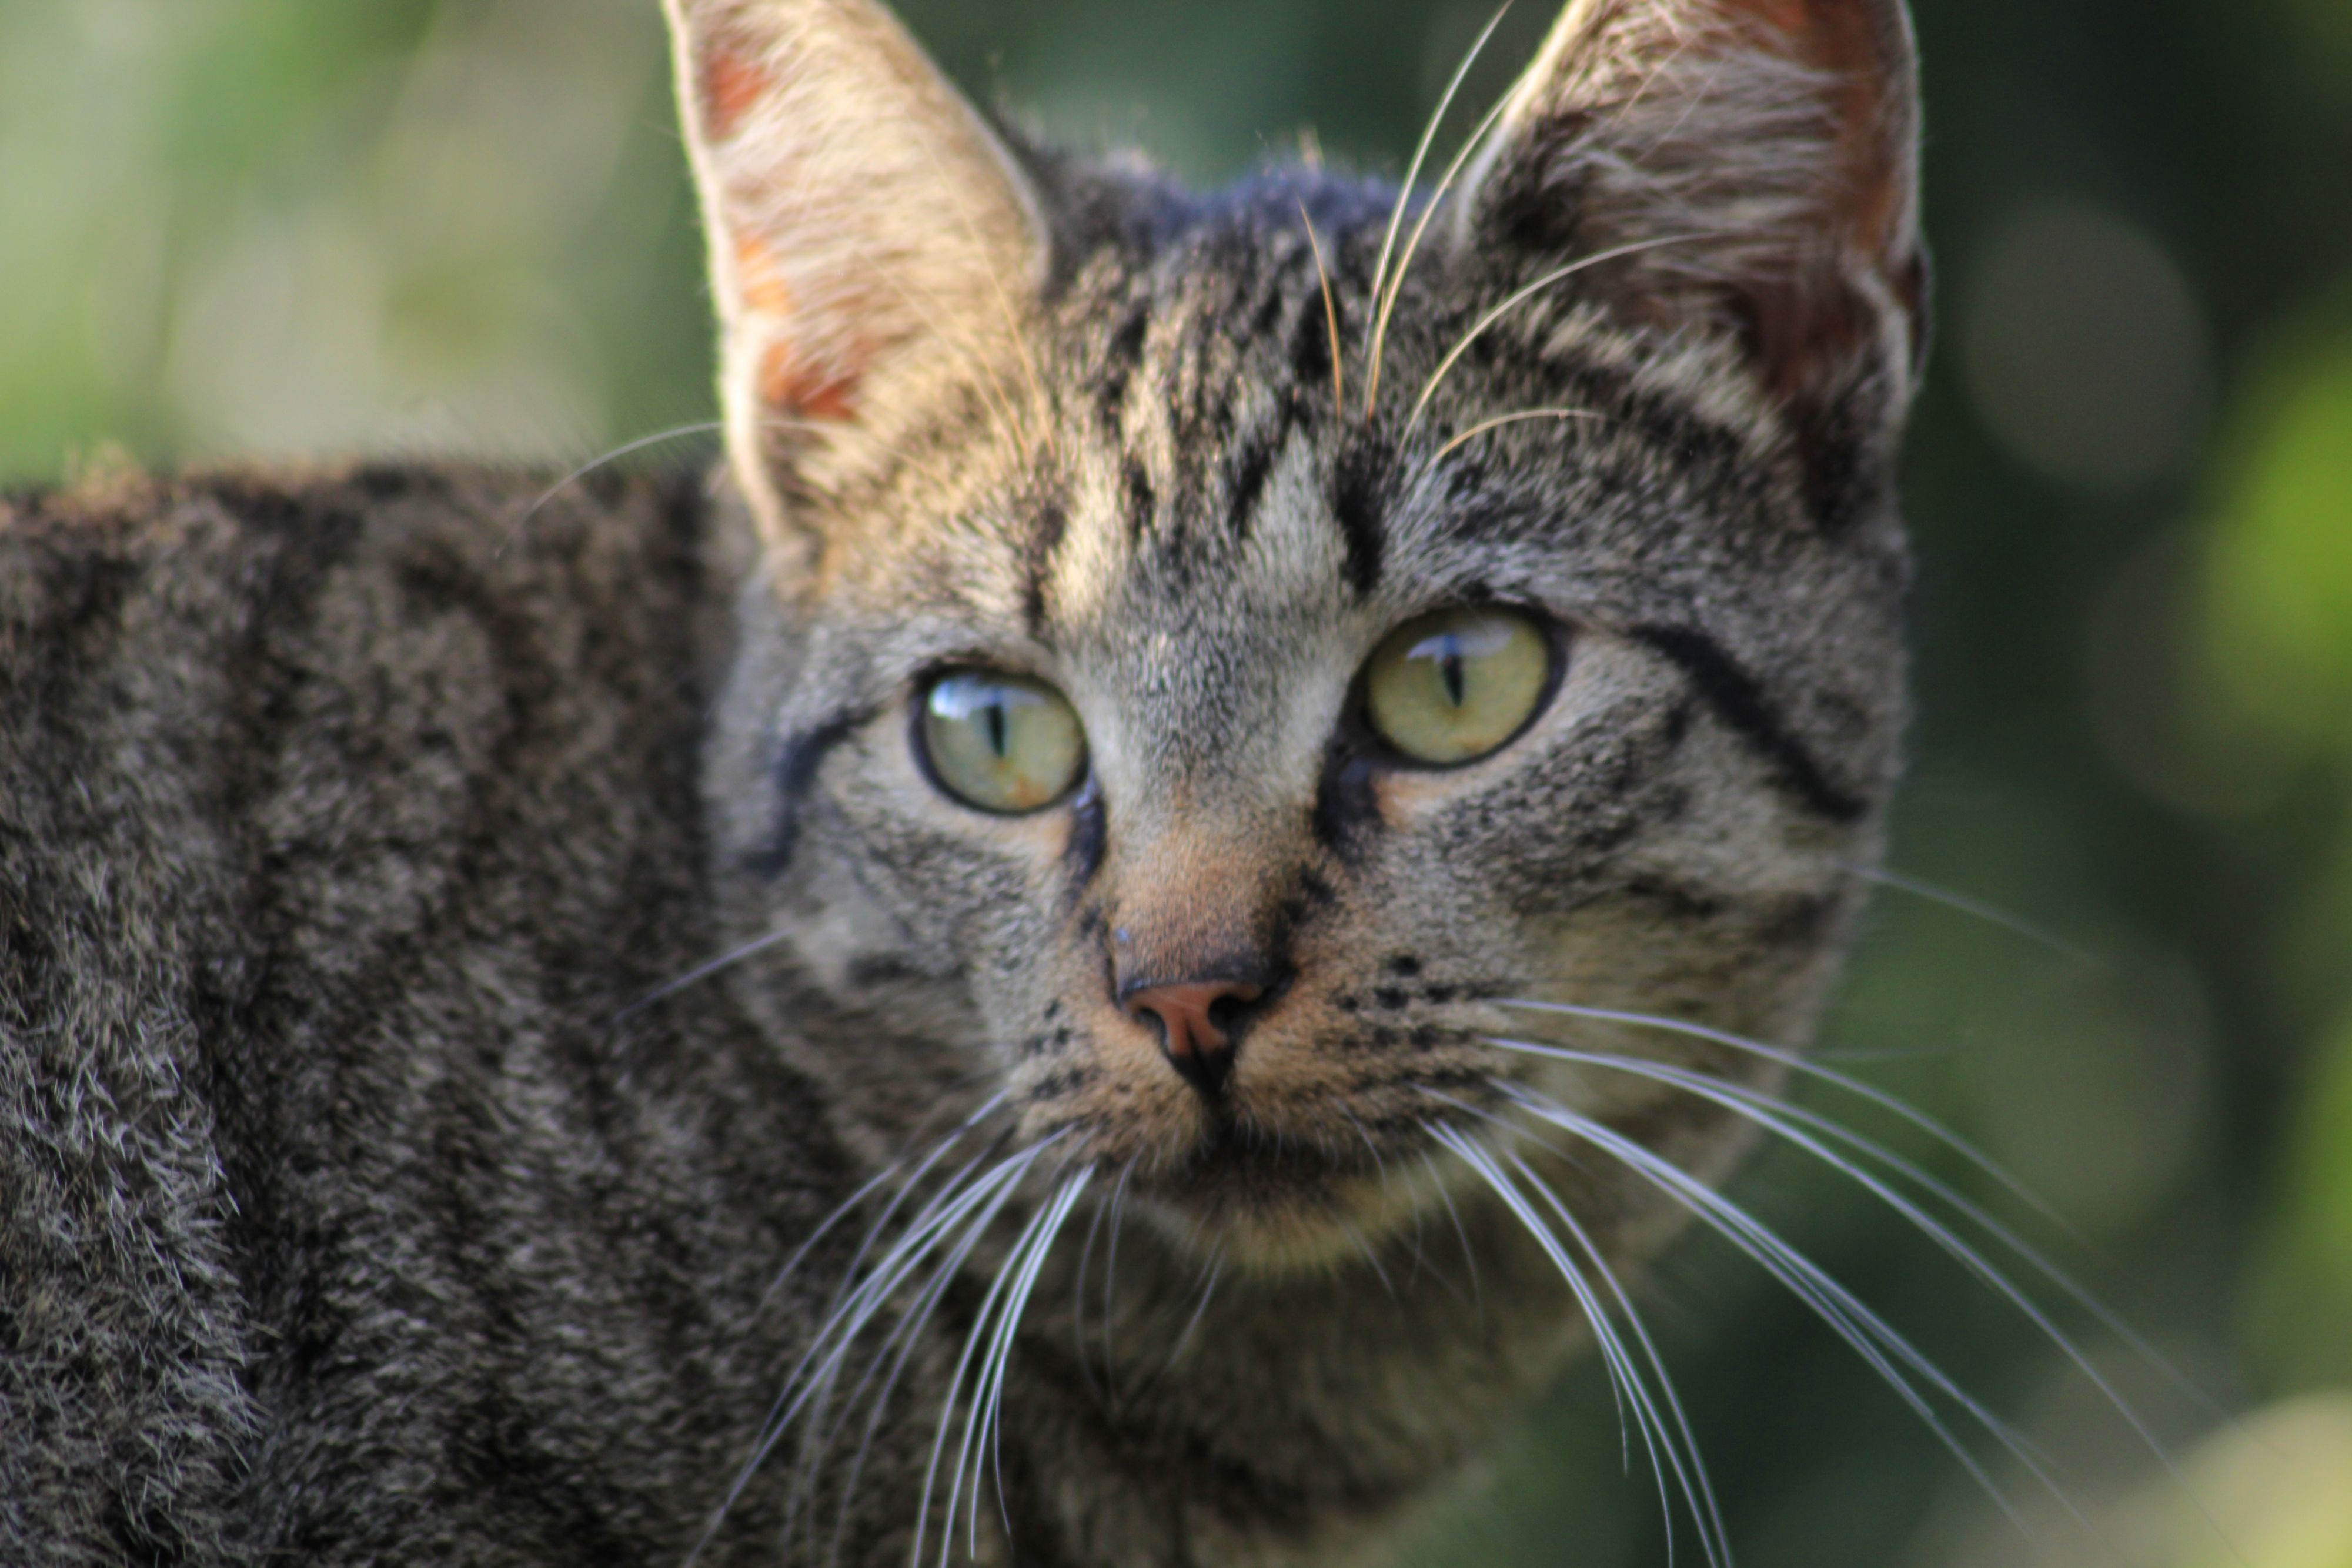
1452, 0, 1927, 523
664, 0, 1048, 557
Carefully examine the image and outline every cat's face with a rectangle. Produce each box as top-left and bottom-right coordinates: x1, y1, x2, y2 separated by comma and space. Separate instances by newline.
680, 0, 1922, 1269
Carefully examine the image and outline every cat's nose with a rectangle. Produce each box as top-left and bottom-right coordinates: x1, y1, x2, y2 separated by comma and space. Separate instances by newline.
1120, 977, 1265, 1099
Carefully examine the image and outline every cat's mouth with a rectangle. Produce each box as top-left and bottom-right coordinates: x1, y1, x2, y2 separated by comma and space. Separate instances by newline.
1123, 1117, 1444, 1268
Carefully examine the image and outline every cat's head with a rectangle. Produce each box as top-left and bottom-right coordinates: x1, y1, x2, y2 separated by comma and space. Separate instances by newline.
677, 0, 1922, 1269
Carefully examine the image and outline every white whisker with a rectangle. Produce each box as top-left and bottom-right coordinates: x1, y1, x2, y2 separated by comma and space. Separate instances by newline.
1361, 3, 1515, 417
1484, 1035, 2196, 1509
1345, 1219, 1401, 1305
1101, 1162, 1135, 1392
1512, 1155, 1732, 1559
1404, 231, 1722, 436
692, 1122, 1027, 1566
1070, 1181, 1113, 1395
926, 1168, 1090, 1566
1489, 999, 2223, 1428
1165, 1243, 1227, 1374
763, 1156, 1031, 1456
1425, 407, 1608, 467
1422, 1145, 1484, 1318
1466, 1084, 2064, 1538
977, 1172, 1093, 1552
1432, 1124, 1716, 1567
613, 925, 797, 1021
818, 1148, 1055, 1565
1840, 862, 2099, 965
499, 421, 724, 556
1495, 998, 2065, 1231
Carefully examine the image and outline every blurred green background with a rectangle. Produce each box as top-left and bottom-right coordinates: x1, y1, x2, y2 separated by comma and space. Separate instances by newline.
5, 0, 2348, 1562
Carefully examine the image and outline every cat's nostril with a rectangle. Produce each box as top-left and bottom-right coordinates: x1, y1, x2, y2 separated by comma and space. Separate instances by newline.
1121, 978, 1265, 1098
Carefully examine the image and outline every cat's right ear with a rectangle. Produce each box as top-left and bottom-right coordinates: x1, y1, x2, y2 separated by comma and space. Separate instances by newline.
664, 0, 1049, 566
1451, 0, 1927, 526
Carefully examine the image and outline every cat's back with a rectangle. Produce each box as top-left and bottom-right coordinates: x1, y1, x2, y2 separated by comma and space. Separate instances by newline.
0, 466, 847, 1564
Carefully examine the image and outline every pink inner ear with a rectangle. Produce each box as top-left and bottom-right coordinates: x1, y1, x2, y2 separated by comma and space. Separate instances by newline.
731, 232, 868, 422
1716, 0, 1906, 258
700, 44, 773, 142
759, 342, 863, 422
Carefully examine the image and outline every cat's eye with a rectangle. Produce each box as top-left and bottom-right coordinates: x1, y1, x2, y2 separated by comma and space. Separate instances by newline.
1362, 608, 1555, 767
918, 670, 1088, 814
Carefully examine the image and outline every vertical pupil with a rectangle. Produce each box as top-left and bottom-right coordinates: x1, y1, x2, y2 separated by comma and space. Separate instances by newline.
985, 698, 1010, 758
1440, 640, 1467, 708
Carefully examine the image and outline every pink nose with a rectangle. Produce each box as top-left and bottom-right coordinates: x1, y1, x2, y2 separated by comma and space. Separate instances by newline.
1122, 979, 1264, 1096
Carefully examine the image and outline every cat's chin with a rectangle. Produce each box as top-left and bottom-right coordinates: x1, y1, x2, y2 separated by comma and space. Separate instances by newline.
1127, 1126, 1449, 1274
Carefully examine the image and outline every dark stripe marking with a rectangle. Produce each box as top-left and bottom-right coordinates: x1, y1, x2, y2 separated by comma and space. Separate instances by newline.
746, 707, 868, 877
1225, 409, 1292, 541
1123, 460, 1156, 542
1098, 305, 1150, 432
1312, 737, 1382, 859
1061, 778, 1107, 895
1022, 500, 1067, 636
1291, 286, 1337, 396
1332, 440, 1387, 597
1630, 624, 1867, 823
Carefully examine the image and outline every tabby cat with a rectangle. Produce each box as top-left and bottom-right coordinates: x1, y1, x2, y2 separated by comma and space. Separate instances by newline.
0, 0, 1925, 1562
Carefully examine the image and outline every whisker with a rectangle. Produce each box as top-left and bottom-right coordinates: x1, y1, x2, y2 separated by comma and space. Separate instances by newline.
1404, 231, 1722, 436
1494, 998, 2066, 1232
922, 1169, 1090, 1566
1425, 407, 1608, 468
976, 1172, 1093, 1553
1297, 199, 1347, 422
1361, 2, 1514, 417
1513, 1154, 1734, 1561
613, 925, 796, 1022
1421, 1144, 1484, 1318
776, 1094, 1013, 1312
744, 1116, 1008, 1540
819, 1146, 1046, 1567
691, 1130, 1029, 1566
1483, 1036, 2195, 1503
1101, 1162, 1134, 1391
1070, 1180, 1113, 1396
499, 421, 723, 556
1164, 1243, 1227, 1375
1432, 1124, 1719, 1567
781, 1136, 1022, 1528
1840, 861, 2099, 965
818, 1149, 1055, 1565
1459, 1084, 2065, 1538
1345, 1219, 1401, 1305
1488, 999, 2224, 1428
1368, 81, 1515, 404
1432, 1128, 1636, 1472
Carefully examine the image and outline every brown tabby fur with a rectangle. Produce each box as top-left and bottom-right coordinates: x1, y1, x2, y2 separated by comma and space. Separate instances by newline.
1, 0, 1923, 1562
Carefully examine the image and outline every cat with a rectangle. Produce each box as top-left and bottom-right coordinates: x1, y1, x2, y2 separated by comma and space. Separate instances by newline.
0, 0, 1926, 1563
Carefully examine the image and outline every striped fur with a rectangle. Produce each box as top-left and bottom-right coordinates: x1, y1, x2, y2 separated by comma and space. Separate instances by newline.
2, 2, 1924, 1563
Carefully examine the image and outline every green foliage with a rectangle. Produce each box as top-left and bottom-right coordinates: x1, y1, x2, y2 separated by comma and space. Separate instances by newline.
2251, 1013, 2352, 1393
2203, 315, 2352, 760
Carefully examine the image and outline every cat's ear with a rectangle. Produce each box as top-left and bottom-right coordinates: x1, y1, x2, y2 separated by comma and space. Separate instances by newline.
664, 0, 1048, 551
1453, 0, 1926, 515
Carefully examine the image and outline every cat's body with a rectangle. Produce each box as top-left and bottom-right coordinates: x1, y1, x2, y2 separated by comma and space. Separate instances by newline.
2, 1, 1926, 1563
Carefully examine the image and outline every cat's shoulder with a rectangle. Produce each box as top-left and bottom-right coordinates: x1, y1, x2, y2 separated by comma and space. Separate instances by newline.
0, 457, 735, 1018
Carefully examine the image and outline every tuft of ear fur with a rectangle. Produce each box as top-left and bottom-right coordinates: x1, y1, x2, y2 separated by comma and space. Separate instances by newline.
664, 0, 1049, 553
1455, 0, 1927, 523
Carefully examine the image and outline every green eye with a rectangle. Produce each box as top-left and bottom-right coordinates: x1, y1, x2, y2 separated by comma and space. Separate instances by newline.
919, 670, 1088, 814
1362, 609, 1555, 766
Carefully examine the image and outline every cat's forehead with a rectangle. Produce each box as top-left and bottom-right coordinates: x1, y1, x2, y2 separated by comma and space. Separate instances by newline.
808, 169, 1792, 687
